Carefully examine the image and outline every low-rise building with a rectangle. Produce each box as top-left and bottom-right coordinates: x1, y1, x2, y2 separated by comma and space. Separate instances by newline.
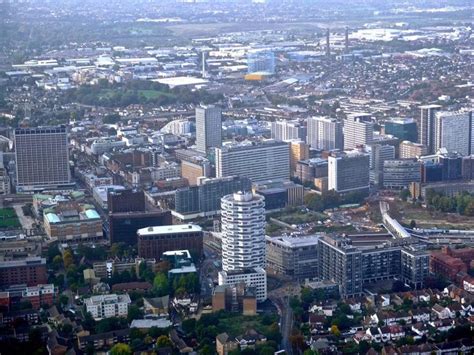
84, 294, 131, 320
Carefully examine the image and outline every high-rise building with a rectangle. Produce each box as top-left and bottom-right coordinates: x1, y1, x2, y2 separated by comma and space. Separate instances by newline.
434, 110, 473, 156
271, 120, 306, 142
174, 176, 252, 220
343, 113, 373, 150
289, 140, 309, 176
195, 105, 222, 154
401, 246, 430, 289
369, 144, 395, 187
181, 157, 211, 186
0, 257, 48, 287
461, 155, 474, 180
400, 141, 428, 159
384, 118, 417, 143
418, 104, 442, 154
307, 116, 344, 150
247, 50, 275, 74
218, 192, 267, 301
383, 159, 422, 189
328, 151, 370, 194
14, 126, 71, 192
440, 153, 463, 181
215, 141, 290, 182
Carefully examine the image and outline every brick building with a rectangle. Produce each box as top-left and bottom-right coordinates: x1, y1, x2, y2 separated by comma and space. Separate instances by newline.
0, 257, 47, 287
430, 247, 474, 281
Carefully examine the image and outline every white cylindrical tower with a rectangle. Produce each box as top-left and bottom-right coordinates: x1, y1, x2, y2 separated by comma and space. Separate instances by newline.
221, 191, 265, 273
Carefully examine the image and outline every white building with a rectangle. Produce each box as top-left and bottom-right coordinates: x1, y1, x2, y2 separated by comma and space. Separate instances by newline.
434, 110, 473, 156
307, 116, 343, 150
271, 120, 306, 142
85, 294, 131, 320
89, 138, 126, 155
196, 105, 222, 153
328, 150, 370, 194
419, 104, 442, 154
219, 192, 267, 301
344, 113, 374, 150
215, 140, 290, 182
221, 192, 266, 272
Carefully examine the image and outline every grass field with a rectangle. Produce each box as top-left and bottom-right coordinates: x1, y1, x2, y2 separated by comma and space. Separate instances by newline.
98, 89, 176, 100
0, 208, 21, 229
217, 314, 278, 338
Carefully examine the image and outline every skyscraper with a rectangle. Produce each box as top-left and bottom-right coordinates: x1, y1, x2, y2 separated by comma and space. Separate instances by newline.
343, 113, 373, 150
195, 105, 222, 154
215, 141, 290, 182
418, 104, 442, 154
271, 120, 306, 142
218, 192, 267, 301
369, 144, 395, 187
15, 126, 71, 192
384, 118, 417, 143
307, 116, 344, 150
328, 150, 370, 194
434, 110, 473, 156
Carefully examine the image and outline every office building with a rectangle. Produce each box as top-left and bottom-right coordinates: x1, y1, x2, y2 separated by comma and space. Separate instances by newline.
174, 176, 252, 220
383, 159, 422, 189
181, 157, 211, 186
400, 141, 428, 159
328, 151, 370, 194
14, 126, 71, 192
0, 167, 10, 195
369, 144, 396, 186
344, 113, 373, 150
289, 140, 309, 176
384, 118, 417, 142
84, 294, 131, 320
307, 116, 343, 150
107, 210, 172, 245
461, 155, 474, 180
216, 141, 290, 182
295, 158, 328, 183
247, 50, 275, 74
254, 180, 304, 208
418, 104, 442, 154
137, 224, 203, 261
434, 110, 473, 155
440, 153, 463, 181
107, 189, 145, 213
271, 120, 306, 142
195, 105, 222, 154
265, 236, 319, 280
219, 192, 267, 301
43, 202, 103, 243
0, 257, 47, 287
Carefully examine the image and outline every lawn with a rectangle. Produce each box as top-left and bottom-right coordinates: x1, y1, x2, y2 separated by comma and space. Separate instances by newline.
0, 208, 21, 229
217, 313, 278, 338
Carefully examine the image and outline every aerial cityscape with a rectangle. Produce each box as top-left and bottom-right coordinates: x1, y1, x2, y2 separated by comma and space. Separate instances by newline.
0, 0, 473, 354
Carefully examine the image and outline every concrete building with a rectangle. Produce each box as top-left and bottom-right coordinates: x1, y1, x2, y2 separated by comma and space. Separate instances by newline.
307, 116, 344, 150
418, 104, 442, 154
195, 105, 222, 154
383, 159, 422, 189
219, 192, 267, 302
137, 224, 203, 261
174, 176, 252, 220
216, 141, 290, 182
461, 155, 474, 180
400, 141, 428, 159
93, 258, 158, 279
289, 140, 309, 176
84, 294, 131, 320
344, 113, 373, 150
434, 110, 473, 156
328, 151, 370, 194
265, 235, 319, 280
401, 246, 430, 289
14, 126, 71, 192
271, 120, 306, 142
181, 157, 211, 186
247, 50, 275, 74
295, 158, 328, 183
0, 166, 10, 195
369, 144, 396, 187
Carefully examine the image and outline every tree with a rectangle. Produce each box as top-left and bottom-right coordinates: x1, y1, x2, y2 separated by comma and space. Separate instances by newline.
127, 305, 144, 323
109, 343, 132, 355
153, 273, 169, 296
156, 335, 172, 348
330, 325, 341, 337
182, 318, 196, 335
52, 255, 63, 269
59, 294, 69, 307
300, 287, 313, 305
399, 188, 410, 201
409, 220, 416, 229
62, 250, 74, 269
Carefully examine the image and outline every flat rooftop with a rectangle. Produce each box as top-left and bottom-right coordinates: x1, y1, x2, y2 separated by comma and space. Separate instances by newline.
137, 224, 202, 236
